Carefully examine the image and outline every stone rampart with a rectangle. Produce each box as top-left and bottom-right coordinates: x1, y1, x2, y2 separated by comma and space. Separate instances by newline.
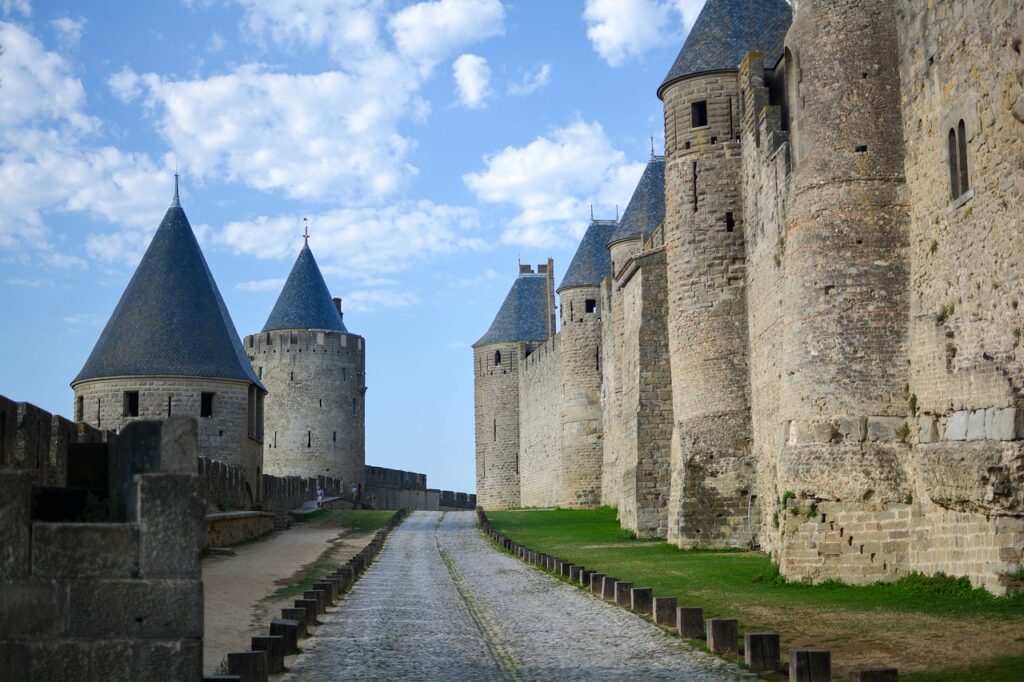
519, 335, 563, 507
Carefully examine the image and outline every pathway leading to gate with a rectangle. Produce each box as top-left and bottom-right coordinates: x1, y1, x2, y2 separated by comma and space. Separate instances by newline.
283, 510, 749, 681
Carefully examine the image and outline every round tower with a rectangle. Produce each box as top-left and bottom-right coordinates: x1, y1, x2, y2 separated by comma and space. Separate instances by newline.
473, 262, 555, 509
777, 0, 910, 501
558, 219, 617, 508
659, 0, 791, 547
72, 178, 266, 503
246, 242, 366, 491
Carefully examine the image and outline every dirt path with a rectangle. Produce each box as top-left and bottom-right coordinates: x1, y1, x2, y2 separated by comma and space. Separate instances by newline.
201, 524, 373, 674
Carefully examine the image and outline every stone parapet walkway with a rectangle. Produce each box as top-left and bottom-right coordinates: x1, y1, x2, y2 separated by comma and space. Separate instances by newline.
284, 511, 749, 681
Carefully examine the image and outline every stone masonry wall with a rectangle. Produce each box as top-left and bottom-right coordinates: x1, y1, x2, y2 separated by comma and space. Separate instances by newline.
247, 329, 365, 489
475, 342, 522, 509
0, 417, 205, 681
72, 377, 262, 501
558, 286, 605, 507
518, 336, 562, 507
663, 70, 756, 548
616, 249, 673, 537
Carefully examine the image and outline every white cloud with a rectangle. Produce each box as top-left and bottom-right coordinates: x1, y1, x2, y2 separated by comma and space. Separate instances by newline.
453, 54, 490, 108
463, 120, 643, 246
234, 0, 383, 62
108, 67, 141, 103
389, 0, 504, 69
1, 0, 30, 17
236, 277, 286, 292
507, 63, 551, 96
217, 200, 485, 278
343, 289, 418, 313
208, 31, 225, 52
455, 268, 498, 288
51, 16, 85, 50
7, 278, 54, 288
0, 22, 168, 264
583, 0, 705, 67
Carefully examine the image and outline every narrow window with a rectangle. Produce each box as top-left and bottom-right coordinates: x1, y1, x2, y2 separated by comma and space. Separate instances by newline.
493, 419, 497, 442
247, 386, 256, 437
352, 397, 357, 414
692, 162, 698, 212
343, 367, 348, 381
123, 391, 139, 418
948, 128, 960, 198
290, 371, 294, 381
96, 398, 101, 427
691, 100, 708, 128
200, 392, 215, 418
307, 431, 311, 447
494, 350, 501, 366
333, 431, 337, 442
728, 96, 734, 139
585, 299, 597, 314
167, 396, 172, 416
725, 212, 735, 232
290, 332, 298, 345
319, 398, 323, 408
75, 396, 83, 422
595, 348, 600, 372
957, 119, 970, 195
265, 332, 271, 345
854, 145, 868, 153
274, 431, 277, 448
248, 336, 254, 348
258, 366, 263, 379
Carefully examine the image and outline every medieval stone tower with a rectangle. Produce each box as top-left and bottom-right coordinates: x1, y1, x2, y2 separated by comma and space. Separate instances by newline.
660, 0, 791, 547
72, 178, 266, 500
245, 241, 366, 490
474, 262, 555, 509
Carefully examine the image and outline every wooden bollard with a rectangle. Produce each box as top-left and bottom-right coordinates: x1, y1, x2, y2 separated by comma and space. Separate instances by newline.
630, 587, 653, 615
269, 619, 300, 655
614, 581, 634, 607
287, 603, 316, 628
569, 565, 582, 582
706, 619, 738, 656
790, 649, 831, 682
303, 590, 327, 615
653, 597, 676, 626
560, 562, 573, 578
676, 607, 704, 639
590, 573, 606, 594
227, 650, 268, 682
744, 632, 780, 672
578, 569, 592, 587
251, 635, 285, 674
849, 667, 898, 681
601, 576, 620, 601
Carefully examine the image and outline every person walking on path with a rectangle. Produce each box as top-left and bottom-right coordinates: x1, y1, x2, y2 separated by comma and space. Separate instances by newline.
316, 485, 324, 508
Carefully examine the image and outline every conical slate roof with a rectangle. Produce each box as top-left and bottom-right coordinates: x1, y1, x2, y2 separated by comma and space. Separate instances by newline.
474, 274, 551, 347
73, 185, 263, 389
608, 156, 665, 247
658, 0, 792, 98
262, 243, 348, 333
558, 219, 617, 292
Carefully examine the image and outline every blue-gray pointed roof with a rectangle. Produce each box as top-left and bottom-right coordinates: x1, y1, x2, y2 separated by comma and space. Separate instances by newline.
608, 156, 665, 247
558, 220, 617, 292
73, 199, 263, 389
474, 274, 551, 347
658, 0, 792, 98
262, 244, 348, 333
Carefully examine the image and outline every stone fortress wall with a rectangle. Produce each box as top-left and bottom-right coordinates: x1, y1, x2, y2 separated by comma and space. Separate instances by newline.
476, 0, 1024, 594
245, 327, 366, 489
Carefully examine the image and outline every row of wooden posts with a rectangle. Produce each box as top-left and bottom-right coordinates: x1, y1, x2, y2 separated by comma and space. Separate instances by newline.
477, 509, 899, 682
202, 508, 410, 682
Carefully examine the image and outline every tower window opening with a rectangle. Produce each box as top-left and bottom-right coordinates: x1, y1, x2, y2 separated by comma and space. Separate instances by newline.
200, 392, 215, 418
258, 366, 263, 379
96, 398, 101, 427
595, 348, 600, 372
352, 397, 357, 414
123, 391, 139, 418
290, 371, 294, 381
307, 431, 311, 448
585, 299, 597, 314
167, 396, 172, 416
290, 332, 298, 345
710, 136, 718, 145
75, 396, 83, 422
493, 419, 497, 442
319, 398, 323, 408
692, 162, 698, 212
948, 120, 971, 200
333, 431, 337, 442
494, 350, 501, 366
248, 336, 253, 348
343, 367, 348, 381
855, 145, 868, 153
265, 333, 271, 345
691, 100, 708, 128
725, 212, 735, 232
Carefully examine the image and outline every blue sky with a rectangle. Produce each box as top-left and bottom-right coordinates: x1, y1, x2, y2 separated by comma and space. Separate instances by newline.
0, 0, 704, 492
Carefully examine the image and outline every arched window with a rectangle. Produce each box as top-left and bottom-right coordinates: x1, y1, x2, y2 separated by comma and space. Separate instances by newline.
494, 350, 501, 366
948, 119, 971, 200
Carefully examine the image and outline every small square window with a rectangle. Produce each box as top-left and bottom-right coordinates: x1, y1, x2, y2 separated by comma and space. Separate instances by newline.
201, 392, 215, 418
123, 391, 139, 418
585, 299, 597, 314
691, 100, 708, 128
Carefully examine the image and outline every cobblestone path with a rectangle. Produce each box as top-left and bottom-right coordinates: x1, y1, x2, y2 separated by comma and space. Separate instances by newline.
283, 511, 750, 681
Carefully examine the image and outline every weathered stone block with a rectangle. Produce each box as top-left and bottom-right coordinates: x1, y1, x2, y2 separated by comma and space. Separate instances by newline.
131, 640, 202, 682
945, 411, 968, 440
848, 668, 899, 681
66, 579, 202, 639
966, 410, 987, 441
252, 635, 286, 674
653, 597, 676, 626
790, 648, 831, 682
29, 640, 132, 682
270, 619, 300, 655
614, 581, 633, 606
31, 522, 138, 578
988, 408, 1021, 441
630, 587, 653, 615
917, 416, 938, 444
0, 641, 30, 681
160, 416, 199, 474
0, 581, 62, 639
0, 471, 30, 578
136, 474, 204, 578
744, 632, 780, 671
867, 418, 905, 442
677, 607, 704, 638
228, 650, 268, 682
706, 618, 738, 656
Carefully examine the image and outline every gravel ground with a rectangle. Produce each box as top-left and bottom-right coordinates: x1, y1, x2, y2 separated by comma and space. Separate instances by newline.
283, 511, 750, 681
